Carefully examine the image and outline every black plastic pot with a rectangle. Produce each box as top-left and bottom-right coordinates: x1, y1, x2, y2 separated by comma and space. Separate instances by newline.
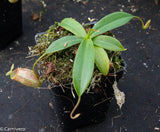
0, 0, 22, 50
49, 67, 125, 131
35, 22, 126, 131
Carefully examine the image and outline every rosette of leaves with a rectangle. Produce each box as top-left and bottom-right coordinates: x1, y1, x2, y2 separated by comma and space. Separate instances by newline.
33, 11, 150, 119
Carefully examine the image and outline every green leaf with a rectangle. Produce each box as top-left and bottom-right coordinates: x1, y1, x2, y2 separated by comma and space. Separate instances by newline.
45, 36, 82, 54
93, 35, 126, 51
73, 39, 95, 97
90, 12, 133, 38
94, 46, 109, 76
59, 18, 87, 38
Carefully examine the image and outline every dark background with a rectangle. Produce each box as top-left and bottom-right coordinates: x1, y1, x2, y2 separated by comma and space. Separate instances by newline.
0, 0, 159, 132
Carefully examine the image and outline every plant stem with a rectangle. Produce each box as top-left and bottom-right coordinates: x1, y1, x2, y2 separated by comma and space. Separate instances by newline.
86, 29, 91, 39
33, 53, 46, 76
70, 96, 81, 119
86, 28, 100, 39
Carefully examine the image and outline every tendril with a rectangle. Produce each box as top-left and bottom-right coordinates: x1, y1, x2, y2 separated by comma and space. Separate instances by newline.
70, 96, 81, 119
133, 16, 151, 29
